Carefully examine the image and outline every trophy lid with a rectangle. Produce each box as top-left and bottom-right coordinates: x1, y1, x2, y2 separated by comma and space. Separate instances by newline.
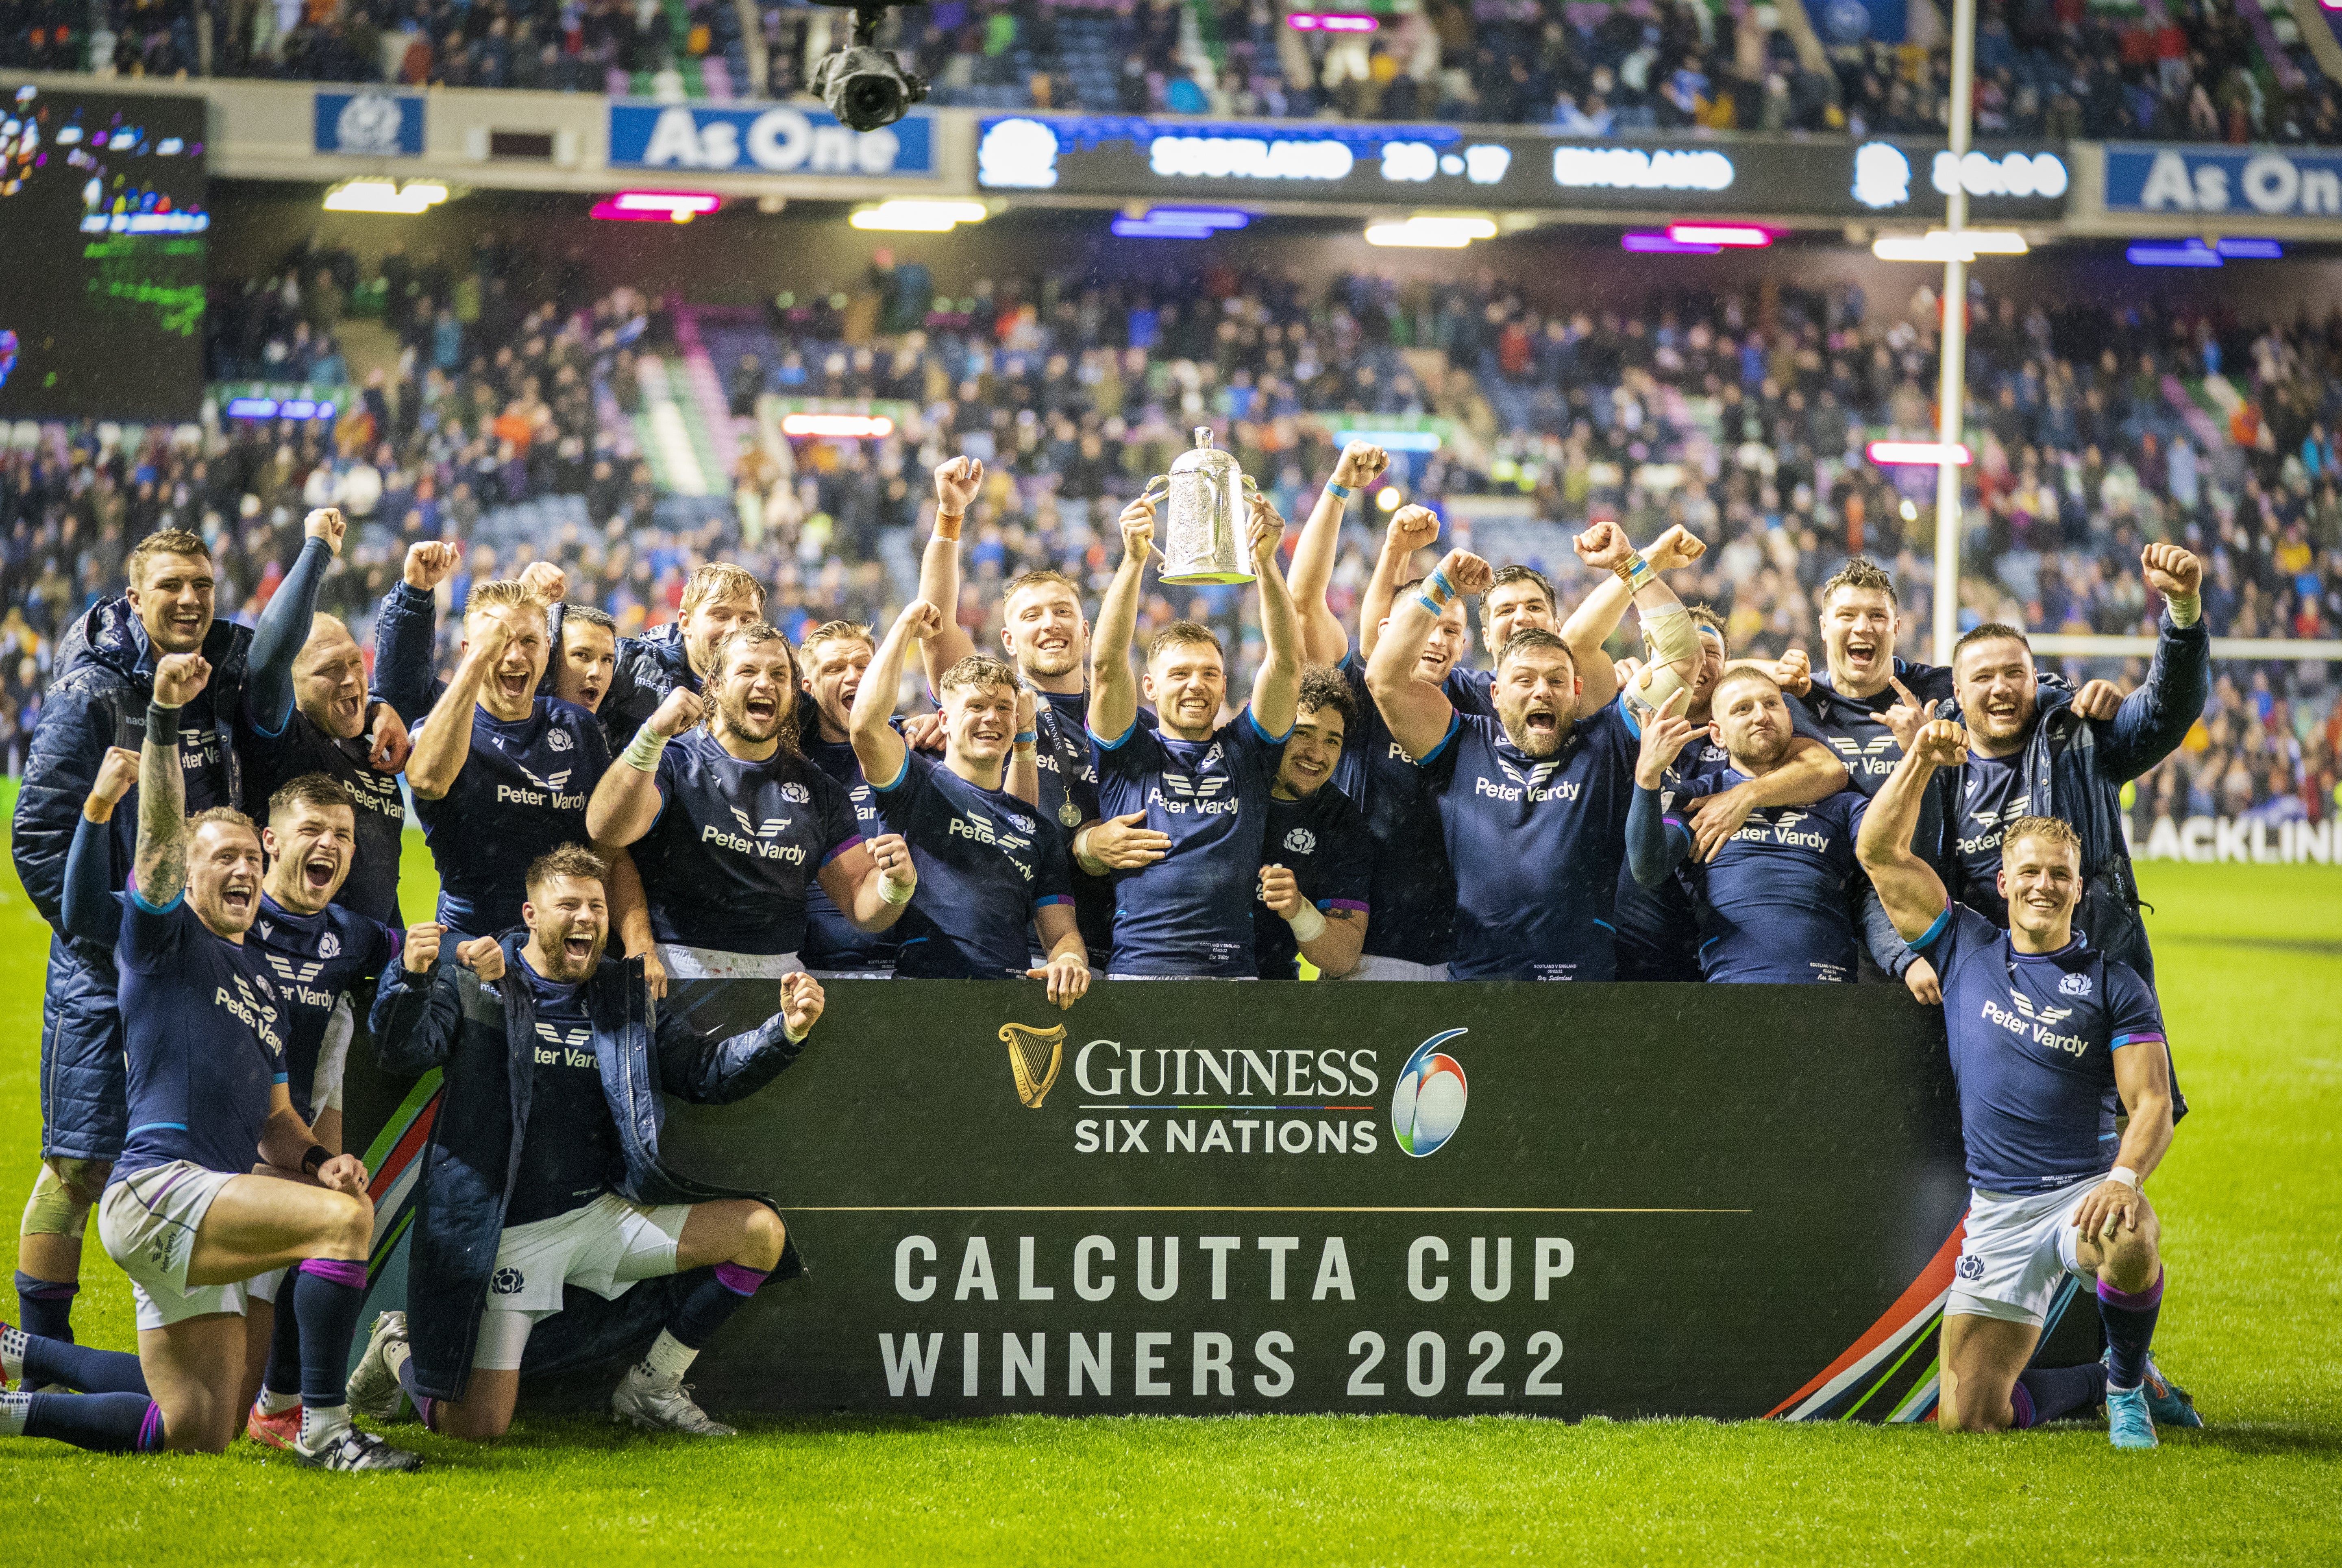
1171, 425, 1236, 476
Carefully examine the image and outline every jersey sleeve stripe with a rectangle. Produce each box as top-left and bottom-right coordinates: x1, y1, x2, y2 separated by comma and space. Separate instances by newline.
1246, 709, 1293, 746
821, 834, 866, 867
1089, 721, 1136, 750
1326, 898, 1370, 914
2111, 1032, 2167, 1049
1032, 894, 1075, 908
272, 1073, 289, 1085
870, 751, 912, 792
1415, 712, 1463, 766
128, 885, 184, 915
1909, 907, 1952, 952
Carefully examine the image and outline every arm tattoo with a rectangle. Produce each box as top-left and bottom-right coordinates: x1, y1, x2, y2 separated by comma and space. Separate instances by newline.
135, 707, 189, 906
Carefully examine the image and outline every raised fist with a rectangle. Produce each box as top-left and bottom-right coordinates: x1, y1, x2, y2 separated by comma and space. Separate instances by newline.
648, 685, 707, 738
403, 922, 444, 973
779, 971, 826, 1037
1117, 494, 1158, 563
304, 507, 347, 557
404, 541, 460, 591
518, 560, 568, 604
1247, 490, 1286, 563
1258, 863, 1305, 919
89, 746, 141, 815
1573, 520, 1633, 573
1772, 647, 1813, 698
466, 610, 514, 666
1438, 549, 1494, 600
1388, 504, 1441, 555
455, 935, 506, 981
1911, 719, 1970, 770
934, 455, 984, 516
1645, 524, 1707, 573
152, 652, 210, 709
894, 599, 945, 643
2140, 543, 2202, 602
1333, 442, 1390, 488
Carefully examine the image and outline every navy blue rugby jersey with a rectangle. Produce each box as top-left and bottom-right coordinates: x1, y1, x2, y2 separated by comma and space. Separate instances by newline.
1090, 707, 1287, 977
631, 727, 863, 956
250, 895, 401, 1120
1415, 703, 1639, 981
504, 954, 624, 1226
1948, 751, 2030, 928
1663, 767, 1868, 984
802, 735, 901, 972
1253, 785, 1372, 980
1330, 656, 1455, 968
873, 749, 1074, 979
1910, 903, 2166, 1194
411, 696, 611, 937
244, 708, 410, 926
111, 892, 289, 1181
1610, 727, 1731, 982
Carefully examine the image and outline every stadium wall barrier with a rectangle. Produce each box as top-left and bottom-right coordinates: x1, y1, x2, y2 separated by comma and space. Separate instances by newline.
344, 980, 2103, 1420
2132, 814, 2336, 864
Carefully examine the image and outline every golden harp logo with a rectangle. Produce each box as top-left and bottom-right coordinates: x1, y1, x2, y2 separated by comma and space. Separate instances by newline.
1000, 1022, 1066, 1108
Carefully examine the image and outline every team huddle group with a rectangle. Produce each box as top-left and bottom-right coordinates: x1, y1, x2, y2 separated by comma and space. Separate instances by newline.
0, 442, 2209, 1469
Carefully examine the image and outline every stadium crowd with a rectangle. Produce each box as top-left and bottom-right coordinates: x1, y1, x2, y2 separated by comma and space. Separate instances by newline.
19, 0, 2342, 149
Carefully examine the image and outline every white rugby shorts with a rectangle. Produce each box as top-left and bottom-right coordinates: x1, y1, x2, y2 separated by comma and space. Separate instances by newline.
1330, 955, 1450, 982
98, 1161, 250, 1330
471, 1193, 691, 1370
1945, 1183, 2093, 1328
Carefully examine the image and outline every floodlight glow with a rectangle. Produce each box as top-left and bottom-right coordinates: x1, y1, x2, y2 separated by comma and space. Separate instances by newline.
1287, 12, 1378, 29
2127, 242, 2222, 267
1375, 486, 1402, 510
590, 189, 723, 223
850, 199, 989, 231
1667, 224, 1770, 247
1365, 215, 1497, 248
1623, 232, 1720, 254
1867, 440, 1972, 466
1871, 228, 2027, 262
323, 178, 448, 215
1334, 430, 1441, 452
1112, 206, 1250, 239
781, 413, 897, 438
2216, 237, 2282, 259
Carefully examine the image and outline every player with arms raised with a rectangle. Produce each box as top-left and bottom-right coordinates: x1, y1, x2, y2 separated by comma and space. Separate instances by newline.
1860, 720, 2201, 1446
1085, 488, 1304, 978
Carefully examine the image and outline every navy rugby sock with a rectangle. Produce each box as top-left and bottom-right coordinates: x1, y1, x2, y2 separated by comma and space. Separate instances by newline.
14, 1272, 76, 1345
292, 1259, 369, 1411
2009, 1363, 2108, 1428
394, 1353, 438, 1432
671, 1263, 768, 1351
11, 1328, 150, 1395
2098, 1270, 2164, 1392
262, 1285, 305, 1401
0, 1390, 167, 1453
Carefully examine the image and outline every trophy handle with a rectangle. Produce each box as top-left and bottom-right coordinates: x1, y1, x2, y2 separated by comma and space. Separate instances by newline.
1140, 475, 1171, 505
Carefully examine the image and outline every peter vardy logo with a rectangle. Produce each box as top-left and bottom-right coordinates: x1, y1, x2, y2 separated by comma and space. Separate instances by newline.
2007, 992, 2073, 1026
729, 806, 790, 840
1391, 1029, 1469, 1158
266, 952, 326, 984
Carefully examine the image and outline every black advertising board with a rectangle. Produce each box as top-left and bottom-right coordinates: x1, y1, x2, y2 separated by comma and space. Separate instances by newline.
0, 82, 208, 422
974, 112, 2072, 222
350, 980, 2102, 1423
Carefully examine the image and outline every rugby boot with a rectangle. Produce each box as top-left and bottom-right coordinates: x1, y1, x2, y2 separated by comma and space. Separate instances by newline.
345, 1311, 409, 1423
2105, 1383, 2158, 1449
245, 1399, 302, 1450
292, 1425, 424, 1472
611, 1364, 737, 1435
2116, 1352, 2204, 1429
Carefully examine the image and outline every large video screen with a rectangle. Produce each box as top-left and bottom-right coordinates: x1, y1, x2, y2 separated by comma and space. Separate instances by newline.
0, 83, 208, 423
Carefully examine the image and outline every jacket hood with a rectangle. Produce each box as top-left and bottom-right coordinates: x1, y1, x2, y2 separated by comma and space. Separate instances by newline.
638, 620, 692, 677
55, 594, 247, 687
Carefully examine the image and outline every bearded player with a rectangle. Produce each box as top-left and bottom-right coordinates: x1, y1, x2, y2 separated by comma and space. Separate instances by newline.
1860, 721, 2201, 1446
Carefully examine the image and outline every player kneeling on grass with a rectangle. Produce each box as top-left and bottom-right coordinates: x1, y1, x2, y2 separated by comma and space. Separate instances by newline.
1859, 721, 2202, 1447
1, 653, 420, 1470
350, 844, 824, 1440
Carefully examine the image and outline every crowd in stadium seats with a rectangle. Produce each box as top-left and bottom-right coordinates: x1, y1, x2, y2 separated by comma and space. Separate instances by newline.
20, 0, 2342, 148
5, 228, 2340, 826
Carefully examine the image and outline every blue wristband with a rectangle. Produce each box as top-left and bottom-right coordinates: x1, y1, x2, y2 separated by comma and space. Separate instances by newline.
1014, 730, 1038, 746
1324, 481, 1353, 500
1412, 593, 1444, 618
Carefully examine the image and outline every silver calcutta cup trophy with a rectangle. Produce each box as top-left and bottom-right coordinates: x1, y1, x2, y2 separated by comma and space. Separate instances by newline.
1144, 426, 1258, 585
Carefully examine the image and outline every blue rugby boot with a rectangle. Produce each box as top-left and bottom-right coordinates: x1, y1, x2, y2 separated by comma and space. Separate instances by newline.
2105, 1383, 2158, 1449
2106, 1351, 2203, 1429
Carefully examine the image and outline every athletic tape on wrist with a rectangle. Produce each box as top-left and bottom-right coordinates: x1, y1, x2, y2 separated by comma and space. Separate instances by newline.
2108, 1165, 2141, 1189
1288, 903, 1328, 943
879, 873, 916, 906
934, 510, 964, 542
1422, 568, 1457, 610
1323, 481, 1353, 501
2167, 596, 2201, 628
623, 723, 670, 773
1615, 551, 1656, 592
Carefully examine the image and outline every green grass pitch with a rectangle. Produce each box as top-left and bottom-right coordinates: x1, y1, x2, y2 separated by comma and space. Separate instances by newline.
0, 829, 2335, 1565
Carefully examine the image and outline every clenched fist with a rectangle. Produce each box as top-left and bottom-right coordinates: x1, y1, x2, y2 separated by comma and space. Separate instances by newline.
304, 507, 348, 557
152, 652, 210, 709
648, 686, 707, 738
404, 541, 461, 591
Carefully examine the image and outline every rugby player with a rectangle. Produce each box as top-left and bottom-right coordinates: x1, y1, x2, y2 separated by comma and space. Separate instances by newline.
548, 602, 620, 715
587, 620, 915, 980
2, 653, 422, 1468
1925, 544, 2208, 982
1255, 667, 1371, 980
403, 580, 622, 941
1284, 456, 1459, 979
11, 514, 344, 1359
1626, 671, 1874, 983
350, 845, 824, 1439
369, 541, 571, 724
914, 456, 1149, 968
795, 620, 905, 979
1085, 488, 1303, 979
850, 601, 1089, 1002
593, 562, 769, 751
1364, 526, 1705, 981
1782, 557, 2122, 1002
1861, 722, 2201, 1446
63, 760, 408, 1446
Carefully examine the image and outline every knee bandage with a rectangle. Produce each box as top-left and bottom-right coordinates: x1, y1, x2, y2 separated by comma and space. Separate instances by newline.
22, 1163, 96, 1238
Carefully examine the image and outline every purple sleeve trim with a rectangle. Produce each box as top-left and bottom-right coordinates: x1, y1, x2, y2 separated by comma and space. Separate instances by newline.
1325, 899, 1370, 914
1033, 893, 1075, 908
821, 833, 866, 867
2111, 1032, 2166, 1050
